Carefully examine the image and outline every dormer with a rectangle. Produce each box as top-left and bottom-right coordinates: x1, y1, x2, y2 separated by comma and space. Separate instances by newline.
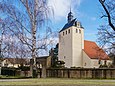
75, 21, 81, 28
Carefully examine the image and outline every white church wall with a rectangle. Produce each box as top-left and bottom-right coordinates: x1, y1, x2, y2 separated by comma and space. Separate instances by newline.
83, 51, 91, 68
58, 25, 84, 68
72, 26, 84, 67
106, 60, 112, 65
83, 51, 112, 68
90, 58, 112, 68
83, 51, 104, 68
58, 27, 73, 67
97, 60, 112, 66
90, 59, 100, 68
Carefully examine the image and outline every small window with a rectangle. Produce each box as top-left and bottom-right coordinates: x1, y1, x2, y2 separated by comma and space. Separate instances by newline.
77, 22, 80, 27
63, 32, 64, 36
98, 60, 101, 64
79, 29, 81, 33
75, 22, 77, 27
76, 29, 78, 33
66, 31, 67, 34
84, 63, 86, 66
68, 29, 70, 33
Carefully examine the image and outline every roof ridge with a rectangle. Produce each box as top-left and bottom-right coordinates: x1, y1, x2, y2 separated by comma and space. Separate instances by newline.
84, 40, 95, 43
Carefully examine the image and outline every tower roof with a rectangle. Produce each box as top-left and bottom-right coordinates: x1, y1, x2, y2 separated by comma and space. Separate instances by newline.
59, 11, 83, 32
60, 18, 76, 32
59, 11, 75, 32
68, 11, 73, 23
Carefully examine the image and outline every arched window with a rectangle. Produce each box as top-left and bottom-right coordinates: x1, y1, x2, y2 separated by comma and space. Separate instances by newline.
66, 30, 67, 34
77, 22, 80, 28
68, 29, 70, 33
98, 60, 101, 64
76, 29, 78, 33
79, 29, 81, 33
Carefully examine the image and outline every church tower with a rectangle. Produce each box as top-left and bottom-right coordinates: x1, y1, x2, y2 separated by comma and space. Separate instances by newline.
58, 11, 84, 68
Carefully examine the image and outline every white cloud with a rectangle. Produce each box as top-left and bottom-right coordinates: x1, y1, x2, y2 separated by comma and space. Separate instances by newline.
48, 0, 82, 21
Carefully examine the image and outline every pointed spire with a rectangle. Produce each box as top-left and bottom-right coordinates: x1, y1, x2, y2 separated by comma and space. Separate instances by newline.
67, 7, 73, 23
70, 4, 71, 13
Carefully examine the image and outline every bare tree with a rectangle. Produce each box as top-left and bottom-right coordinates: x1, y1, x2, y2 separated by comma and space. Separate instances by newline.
0, 0, 53, 76
99, 0, 115, 31
0, 19, 6, 59
0, 21, 3, 58
98, 25, 115, 50
0, 19, 31, 59
98, 25, 115, 66
98, 0, 115, 66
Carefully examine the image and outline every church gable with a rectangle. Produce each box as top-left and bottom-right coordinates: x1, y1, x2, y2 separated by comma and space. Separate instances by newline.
84, 40, 110, 60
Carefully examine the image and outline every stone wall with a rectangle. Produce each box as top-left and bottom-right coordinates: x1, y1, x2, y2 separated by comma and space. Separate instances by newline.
46, 68, 115, 79
16, 70, 31, 77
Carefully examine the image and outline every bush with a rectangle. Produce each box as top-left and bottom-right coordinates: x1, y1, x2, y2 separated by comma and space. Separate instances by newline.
19, 66, 30, 71
99, 64, 108, 68
1, 67, 17, 76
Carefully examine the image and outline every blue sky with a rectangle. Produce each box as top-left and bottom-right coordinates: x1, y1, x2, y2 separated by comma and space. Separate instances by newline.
0, 0, 106, 43
0, 0, 108, 56
48, 0, 106, 42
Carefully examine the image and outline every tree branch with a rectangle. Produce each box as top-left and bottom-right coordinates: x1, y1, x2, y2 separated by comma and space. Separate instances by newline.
99, 0, 115, 31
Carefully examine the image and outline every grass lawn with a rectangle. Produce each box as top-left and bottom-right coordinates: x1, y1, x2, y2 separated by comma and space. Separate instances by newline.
0, 75, 28, 79
0, 78, 115, 86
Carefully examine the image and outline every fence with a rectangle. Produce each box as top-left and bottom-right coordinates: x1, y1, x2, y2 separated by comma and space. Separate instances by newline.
46, 68, 115, 79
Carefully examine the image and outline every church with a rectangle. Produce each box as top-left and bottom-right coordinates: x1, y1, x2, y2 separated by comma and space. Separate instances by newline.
58, 11, 112, 68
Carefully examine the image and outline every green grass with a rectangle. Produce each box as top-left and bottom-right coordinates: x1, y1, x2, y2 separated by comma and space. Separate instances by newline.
0, 78, 115, 86
0, 75, 30, 79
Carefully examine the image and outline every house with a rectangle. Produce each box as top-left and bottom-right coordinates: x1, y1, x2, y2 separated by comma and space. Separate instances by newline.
1, 58, 29, 68
58, 11, 112, 68
34, 56, 51, 78
36, 56, 51, 68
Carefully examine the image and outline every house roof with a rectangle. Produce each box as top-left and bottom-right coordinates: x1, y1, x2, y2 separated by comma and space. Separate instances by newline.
84, 40, 110, 60
3, 58, 29, 64
36, 56, 49, 59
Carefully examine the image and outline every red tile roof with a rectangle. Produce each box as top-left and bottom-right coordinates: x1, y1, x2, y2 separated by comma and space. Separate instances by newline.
84, 40, 110, 60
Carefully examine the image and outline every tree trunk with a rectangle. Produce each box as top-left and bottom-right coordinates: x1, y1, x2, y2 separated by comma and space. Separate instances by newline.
31, 0, 38, 77
32, 23, 36, 64
0, 43, 1, 58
